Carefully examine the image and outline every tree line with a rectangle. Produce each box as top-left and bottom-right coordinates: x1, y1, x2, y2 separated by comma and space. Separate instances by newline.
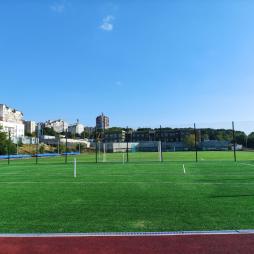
0, 127, 17, 155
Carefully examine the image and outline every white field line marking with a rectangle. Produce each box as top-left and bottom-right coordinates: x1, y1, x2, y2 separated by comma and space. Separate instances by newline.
1, 172, 250, 175
0, 172, 254, 178
1, 181, 254, 185
0, 230, 254, 238
2, 173, 254, 178
239, 163, 254, 167
183, 164, 186, 174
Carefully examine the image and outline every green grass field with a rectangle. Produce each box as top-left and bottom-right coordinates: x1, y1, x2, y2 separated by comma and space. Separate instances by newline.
0, 151, 254, 233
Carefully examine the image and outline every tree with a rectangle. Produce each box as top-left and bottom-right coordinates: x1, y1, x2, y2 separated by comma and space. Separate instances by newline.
25, 132, 36, 137
183, 134, 196, 149
0, 127, 8, 155
39, 144, 45, 154
43, 127, 57, 136
235, 131, 246, 146
247, 132, 254, 149
0, 127, 17, 155
81, 130, 89, 139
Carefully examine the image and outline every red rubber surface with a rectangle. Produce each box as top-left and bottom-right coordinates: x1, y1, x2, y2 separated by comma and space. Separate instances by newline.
0, 234, 254, 254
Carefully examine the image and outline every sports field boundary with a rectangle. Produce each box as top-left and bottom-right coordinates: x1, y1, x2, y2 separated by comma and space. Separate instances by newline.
1, 229, 254, 237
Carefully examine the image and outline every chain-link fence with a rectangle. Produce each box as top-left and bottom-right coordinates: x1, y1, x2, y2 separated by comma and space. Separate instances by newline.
92, 121, 254, 163
0, 121, 254, 165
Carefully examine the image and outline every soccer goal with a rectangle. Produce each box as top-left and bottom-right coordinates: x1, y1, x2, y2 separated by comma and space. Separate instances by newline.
96, 141, 163, 163
127, 141, 163, 162
97, 142, 128, 163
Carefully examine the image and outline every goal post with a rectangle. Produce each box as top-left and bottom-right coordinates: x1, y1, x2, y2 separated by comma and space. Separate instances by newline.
127, 141, 162, 162
97, 142, 128, 163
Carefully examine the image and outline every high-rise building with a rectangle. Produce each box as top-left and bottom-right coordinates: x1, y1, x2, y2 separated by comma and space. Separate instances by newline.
96, 113, 109, 130
0, 104, 25, 138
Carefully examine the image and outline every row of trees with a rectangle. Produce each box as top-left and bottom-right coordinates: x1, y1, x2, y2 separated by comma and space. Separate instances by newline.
183, 131, 254, 149
36, 126, 254, 149
201, 129, 254, 148
246, 133, 254, 148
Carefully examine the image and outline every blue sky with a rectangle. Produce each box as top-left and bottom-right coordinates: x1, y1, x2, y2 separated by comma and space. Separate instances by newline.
1, 0, 254, 129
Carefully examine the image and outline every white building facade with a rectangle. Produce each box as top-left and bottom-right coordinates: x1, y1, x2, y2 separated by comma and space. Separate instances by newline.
0, 104, 25, 138
24, 121, 36, 135
68, 122, 84, 135
44, 119, 68, 133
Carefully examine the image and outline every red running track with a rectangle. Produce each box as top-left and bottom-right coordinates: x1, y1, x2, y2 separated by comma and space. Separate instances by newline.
0, 234, 254, 254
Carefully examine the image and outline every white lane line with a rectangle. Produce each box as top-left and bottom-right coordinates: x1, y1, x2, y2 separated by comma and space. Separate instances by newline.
0, 230, 254, 238
1, 181, 254, 185
239, 163, 254, 167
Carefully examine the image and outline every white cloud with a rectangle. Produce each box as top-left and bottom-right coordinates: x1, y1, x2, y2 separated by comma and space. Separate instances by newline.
100, 15, 115, 31
50, 2, 65, 13
100, 23, 113, 31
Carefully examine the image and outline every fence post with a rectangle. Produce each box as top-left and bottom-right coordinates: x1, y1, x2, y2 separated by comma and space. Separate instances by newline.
65, 132, 68, 164
126, 126, 129, 163
8, 131, 10, 165
232, 121, 237, 162
194, 123, 198, 162
160, 125, 163, 162
95, 128, 98, 163
36, 126, 39, 164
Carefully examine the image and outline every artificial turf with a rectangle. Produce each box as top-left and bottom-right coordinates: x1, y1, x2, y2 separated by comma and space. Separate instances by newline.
0, 151, 254, 233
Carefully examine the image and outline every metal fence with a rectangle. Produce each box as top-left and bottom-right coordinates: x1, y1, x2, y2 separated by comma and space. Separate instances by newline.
0, 121, 254, 164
